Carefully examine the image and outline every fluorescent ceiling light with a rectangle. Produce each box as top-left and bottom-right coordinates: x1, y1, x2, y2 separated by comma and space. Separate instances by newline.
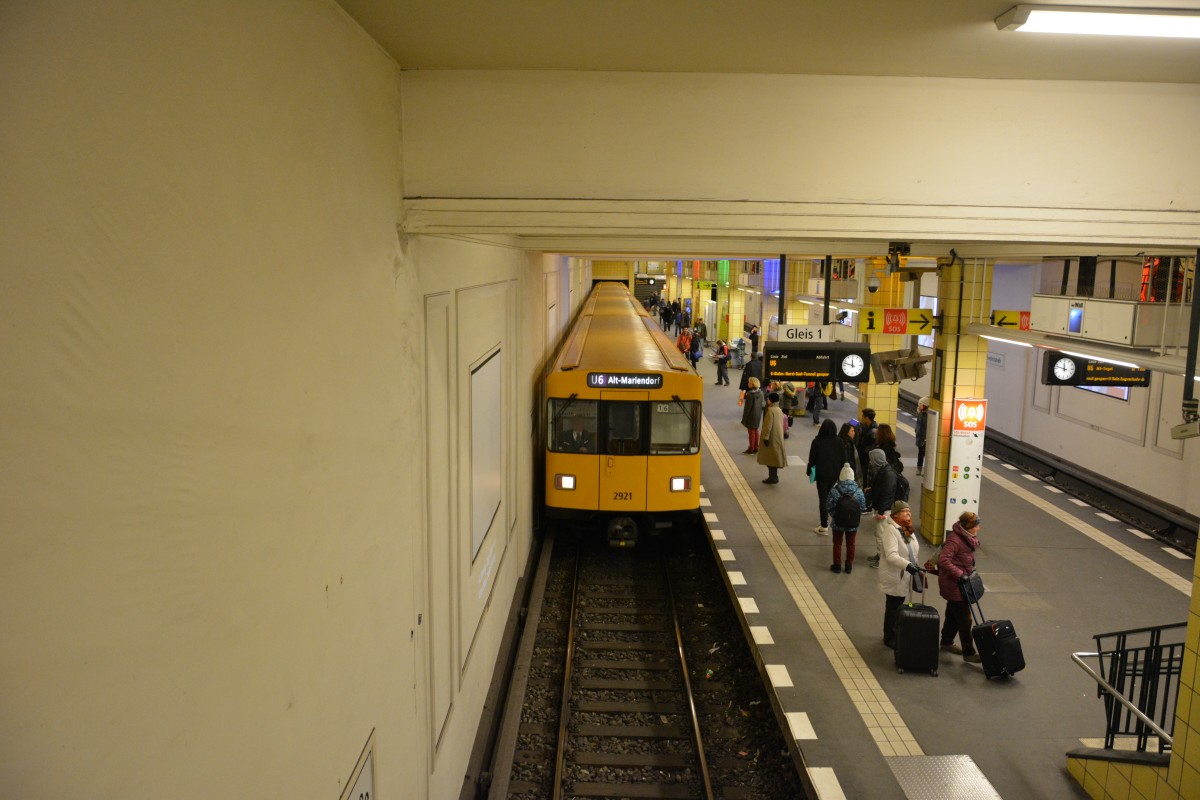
996, 5, 1200, 38
1062, 350, 1141, 369
980, 334, 1034, 348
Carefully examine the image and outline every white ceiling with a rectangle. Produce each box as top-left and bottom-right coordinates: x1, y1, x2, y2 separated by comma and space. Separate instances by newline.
338, 0, 1200, 83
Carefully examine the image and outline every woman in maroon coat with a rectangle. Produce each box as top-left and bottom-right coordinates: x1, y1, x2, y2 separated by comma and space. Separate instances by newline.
938, 512, 983, 663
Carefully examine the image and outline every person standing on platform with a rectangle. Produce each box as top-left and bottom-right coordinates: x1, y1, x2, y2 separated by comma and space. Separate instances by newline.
741, 377, 764, 454
915, 397, 929, 477
875, 424, 904, 474
689, 330, 703, 369
692, 319, 707, 351
826, 463, 867, 572
661, 303, 674, 332
856, 408, 879, 475
676, 327, 692, 357
937, 512, 983, 663
780, 382, 797, 438
804, 382, 823, 425
739, 351, 764, 392
838, 422, 860, 480
878, 501, 921, 649
748, 324, 760, 355
866, 448, 899, 569
758, 392, 787, 484
714, 340, 731, 386
807, 419, 844, 534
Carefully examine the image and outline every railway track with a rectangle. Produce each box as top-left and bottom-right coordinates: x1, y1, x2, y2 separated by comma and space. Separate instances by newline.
491, 525, 805, 800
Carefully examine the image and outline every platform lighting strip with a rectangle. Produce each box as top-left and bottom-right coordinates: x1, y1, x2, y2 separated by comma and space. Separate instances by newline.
1060, 350, 1142, 369
980, 334, 1033, 348
996, 5, 1200, 38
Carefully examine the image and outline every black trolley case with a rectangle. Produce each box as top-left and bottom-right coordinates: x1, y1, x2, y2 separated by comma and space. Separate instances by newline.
895, 571, 940, 676
962, 574, 1025, 679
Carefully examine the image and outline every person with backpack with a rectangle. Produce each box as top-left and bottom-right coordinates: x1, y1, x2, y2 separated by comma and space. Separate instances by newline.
779, 382, 797, 438
826, 463, 867, 573
689, 329, 703, 368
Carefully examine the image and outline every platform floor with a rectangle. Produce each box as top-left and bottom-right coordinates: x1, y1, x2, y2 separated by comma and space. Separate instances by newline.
693, 356, 1193, 800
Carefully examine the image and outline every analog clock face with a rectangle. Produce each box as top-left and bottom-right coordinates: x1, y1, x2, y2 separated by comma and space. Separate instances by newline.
841, 353, 865, 378
1053, 357, 1076, 381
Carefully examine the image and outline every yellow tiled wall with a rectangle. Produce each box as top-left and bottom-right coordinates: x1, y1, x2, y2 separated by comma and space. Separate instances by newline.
858, 258, 906, 429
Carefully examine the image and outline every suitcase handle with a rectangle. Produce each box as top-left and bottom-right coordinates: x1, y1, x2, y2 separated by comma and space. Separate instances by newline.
962, 575, 986, 624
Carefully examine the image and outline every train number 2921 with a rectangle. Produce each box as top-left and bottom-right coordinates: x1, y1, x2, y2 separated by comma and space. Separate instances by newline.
612, 491, 634, 501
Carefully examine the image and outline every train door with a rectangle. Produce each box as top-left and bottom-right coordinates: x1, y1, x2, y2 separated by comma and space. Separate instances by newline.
599, 392, 648, 513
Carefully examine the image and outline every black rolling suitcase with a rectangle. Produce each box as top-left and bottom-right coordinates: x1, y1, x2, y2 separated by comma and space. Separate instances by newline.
962, 574, 1025, 679
895, 572, 939, 676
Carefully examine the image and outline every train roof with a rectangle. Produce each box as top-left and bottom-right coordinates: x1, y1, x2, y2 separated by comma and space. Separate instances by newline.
552, 282, 694, 376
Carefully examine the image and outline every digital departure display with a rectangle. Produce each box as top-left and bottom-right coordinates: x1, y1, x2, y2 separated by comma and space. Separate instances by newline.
1040, 351, 1150, 387
764, 342, 872, 384
587, 372, 664, 389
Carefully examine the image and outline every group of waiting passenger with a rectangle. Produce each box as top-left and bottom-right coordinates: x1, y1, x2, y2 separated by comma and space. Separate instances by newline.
732, 388, 977, 661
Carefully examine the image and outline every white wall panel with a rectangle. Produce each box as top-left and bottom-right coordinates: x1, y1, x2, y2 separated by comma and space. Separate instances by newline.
0, 2, 421, 797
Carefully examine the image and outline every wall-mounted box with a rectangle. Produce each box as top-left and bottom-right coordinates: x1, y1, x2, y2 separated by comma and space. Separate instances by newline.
1030, 294, 1190, 348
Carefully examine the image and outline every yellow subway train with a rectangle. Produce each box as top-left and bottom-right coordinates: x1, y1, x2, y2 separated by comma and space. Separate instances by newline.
544, 282, 703, 545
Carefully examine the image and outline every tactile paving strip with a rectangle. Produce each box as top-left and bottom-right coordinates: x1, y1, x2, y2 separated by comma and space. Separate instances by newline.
887, 755, 1002, 799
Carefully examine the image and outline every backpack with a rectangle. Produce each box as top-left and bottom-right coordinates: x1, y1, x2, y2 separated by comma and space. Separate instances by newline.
832, 491, 862, 531
895, 472, 911, 502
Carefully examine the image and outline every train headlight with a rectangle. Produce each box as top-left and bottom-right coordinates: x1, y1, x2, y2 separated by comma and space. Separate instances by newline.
555, 474, 576, 490
670, 476, 691, 492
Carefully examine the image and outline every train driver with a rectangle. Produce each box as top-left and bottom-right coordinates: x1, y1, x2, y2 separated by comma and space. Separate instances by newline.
561, 415, 596, 453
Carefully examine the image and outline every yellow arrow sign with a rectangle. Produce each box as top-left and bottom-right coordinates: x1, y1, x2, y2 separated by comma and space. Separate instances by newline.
858, 307, 936, 335
991, 309, 1031, 331
907, 308, 935, 334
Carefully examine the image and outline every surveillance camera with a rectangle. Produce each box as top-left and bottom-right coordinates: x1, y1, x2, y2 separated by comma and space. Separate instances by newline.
866, 276, 881, 293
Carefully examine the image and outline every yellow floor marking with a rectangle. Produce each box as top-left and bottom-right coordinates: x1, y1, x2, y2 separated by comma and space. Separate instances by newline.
702, 415, 926, 759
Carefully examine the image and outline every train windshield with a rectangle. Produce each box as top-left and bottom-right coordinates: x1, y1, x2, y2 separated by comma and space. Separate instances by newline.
604, 402, 644, 456
650, 400, 701, 455
548, 399, 599, 453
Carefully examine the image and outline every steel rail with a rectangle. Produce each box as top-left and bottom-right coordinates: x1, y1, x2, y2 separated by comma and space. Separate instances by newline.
662, 551, 716, 800
1071, 652, 1174, 747
550, 546, 582, 800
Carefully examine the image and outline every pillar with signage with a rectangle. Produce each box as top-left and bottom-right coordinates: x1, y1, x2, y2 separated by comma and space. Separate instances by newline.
857, 257, 906, 428
923, 257, 993, 544
945, 399, 987, 521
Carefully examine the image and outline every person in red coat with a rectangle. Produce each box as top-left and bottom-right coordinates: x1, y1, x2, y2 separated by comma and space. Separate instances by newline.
937, 511, 983, 663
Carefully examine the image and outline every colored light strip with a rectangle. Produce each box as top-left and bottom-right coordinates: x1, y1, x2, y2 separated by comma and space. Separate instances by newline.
996, 5, 1200, 38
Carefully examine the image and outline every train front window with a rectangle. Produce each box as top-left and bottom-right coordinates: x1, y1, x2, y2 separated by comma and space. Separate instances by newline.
604, 402, 645, 456
549, 399, 598, 453
650, 400, 701, 455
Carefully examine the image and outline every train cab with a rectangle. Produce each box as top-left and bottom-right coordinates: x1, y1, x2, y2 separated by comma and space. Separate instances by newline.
544, 283, 703, 545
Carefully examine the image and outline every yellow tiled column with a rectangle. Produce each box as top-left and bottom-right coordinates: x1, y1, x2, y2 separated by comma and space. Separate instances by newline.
858, 257, 906, 428
728, 267, 747, 351
920, 257, 992, 545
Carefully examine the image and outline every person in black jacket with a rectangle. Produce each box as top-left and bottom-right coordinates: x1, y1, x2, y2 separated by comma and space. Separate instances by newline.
739, 351, 763, 391
808, 419, 845, 534
915, 396, 929, 476
856, 408, 878, 474
866, 448, 898, 568
748, 324, 760, 355
838, 422, 860, 481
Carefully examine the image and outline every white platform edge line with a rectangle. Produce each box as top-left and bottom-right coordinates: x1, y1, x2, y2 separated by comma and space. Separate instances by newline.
808, 767, 848, 800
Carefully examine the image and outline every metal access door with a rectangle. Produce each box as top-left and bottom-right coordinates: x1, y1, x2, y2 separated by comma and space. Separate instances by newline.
599, 392, 648, 512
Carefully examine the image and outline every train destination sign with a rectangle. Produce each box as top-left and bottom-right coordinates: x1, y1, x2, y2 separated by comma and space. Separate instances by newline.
763, 342, 872, 384
1040, 351, 1150, 387
587, 372, 664, 389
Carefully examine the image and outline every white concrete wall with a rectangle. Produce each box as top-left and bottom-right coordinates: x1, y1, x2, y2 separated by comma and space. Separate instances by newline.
400, 71, 1200, 244
0, 2, 480, 797
983, 265, 1200, 516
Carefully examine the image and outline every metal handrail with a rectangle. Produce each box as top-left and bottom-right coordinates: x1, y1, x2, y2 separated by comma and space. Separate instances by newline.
1071, 652, 1174, 747
1092, 621, 1188, 642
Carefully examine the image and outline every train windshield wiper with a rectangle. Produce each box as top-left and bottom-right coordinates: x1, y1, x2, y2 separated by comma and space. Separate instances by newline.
552, 394, 579, 427
671, 395, 695, 423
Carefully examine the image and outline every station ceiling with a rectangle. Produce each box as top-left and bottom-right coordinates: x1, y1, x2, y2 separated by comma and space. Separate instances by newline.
338, 0, 1200, 84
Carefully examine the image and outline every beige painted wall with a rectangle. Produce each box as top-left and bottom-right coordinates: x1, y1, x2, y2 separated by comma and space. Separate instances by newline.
0, 1, 438, 797
400, 71, 1200, 244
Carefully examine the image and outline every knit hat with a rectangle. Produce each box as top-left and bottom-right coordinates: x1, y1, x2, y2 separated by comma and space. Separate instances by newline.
891, 500, 910, 515
918, 396, 930, 408
868, 448, 887, 468
838, 463, 854, 482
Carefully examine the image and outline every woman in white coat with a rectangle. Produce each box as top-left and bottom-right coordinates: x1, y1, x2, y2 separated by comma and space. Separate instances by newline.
877, 501, 921, 649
